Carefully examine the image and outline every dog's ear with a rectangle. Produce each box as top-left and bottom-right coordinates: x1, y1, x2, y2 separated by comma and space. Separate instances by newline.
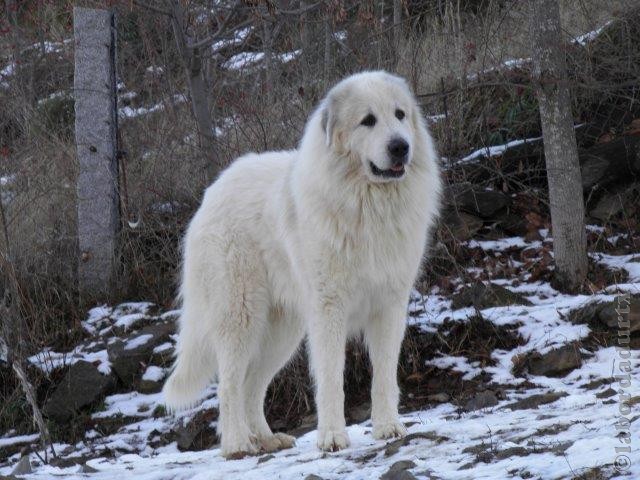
321, 99, 335, 148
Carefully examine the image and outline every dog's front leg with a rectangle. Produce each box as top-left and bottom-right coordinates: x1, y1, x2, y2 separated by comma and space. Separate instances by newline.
308, 305, 350, 451
366, 304, 408, 440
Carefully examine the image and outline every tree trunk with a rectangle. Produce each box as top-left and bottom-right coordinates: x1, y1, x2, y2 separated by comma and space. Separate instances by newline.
300, 1, 311, 87
323, 13, 332, 87
393, 0, 401, 55
528, 0, 588, 291
261, 6, 273, 102
5, 1, 33, 111
377, 0, 385, 68
170, 1, 218, 181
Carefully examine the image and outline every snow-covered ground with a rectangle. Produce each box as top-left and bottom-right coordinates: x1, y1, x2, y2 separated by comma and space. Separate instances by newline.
7, 389, 639, 480
1, 231, 638, 480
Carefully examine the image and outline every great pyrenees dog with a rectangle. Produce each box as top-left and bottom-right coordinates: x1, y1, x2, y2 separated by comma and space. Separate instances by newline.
163, 71, 442, 458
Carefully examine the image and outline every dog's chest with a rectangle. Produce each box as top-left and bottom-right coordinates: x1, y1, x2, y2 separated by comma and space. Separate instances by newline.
353, 211, 424, 278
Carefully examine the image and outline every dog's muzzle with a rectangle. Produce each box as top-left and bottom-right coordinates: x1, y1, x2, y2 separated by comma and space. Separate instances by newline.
370, 138, 409, 178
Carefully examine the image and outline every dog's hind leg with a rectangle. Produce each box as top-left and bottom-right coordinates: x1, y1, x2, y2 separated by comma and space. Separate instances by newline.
243, 307, 304, 452
215, 237, 269, 459
215, 333, 260, 458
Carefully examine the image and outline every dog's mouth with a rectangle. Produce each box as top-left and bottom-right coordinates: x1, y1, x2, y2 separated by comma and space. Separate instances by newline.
369, 161, 405, 178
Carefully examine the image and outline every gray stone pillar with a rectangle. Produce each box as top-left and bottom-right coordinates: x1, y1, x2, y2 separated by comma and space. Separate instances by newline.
74, 7, 119, 300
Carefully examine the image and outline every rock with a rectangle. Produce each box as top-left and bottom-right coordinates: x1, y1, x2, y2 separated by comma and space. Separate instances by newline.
427, 392, 450, 403
581, 378, 613, 390
381, 471, 417, 480
570, 296, 640, 333
599, 297, 640, 333
596, 388, 617, 399
381, 460, 418, 480
257, 454, 275, 464
287, 413, 317, 438
465, 391, 498, 411
580, 136, 640, 190
627, 396, 640, 407
49, 454, 98, 469
461, 443, 494, 464
138, 366, 167, 393
497, 213, 528, 236
589, 184, 639, 220
504, 392, 567, 410
495, 446, 529, 459
108, 321, 174, 386
304, 475, 325, 480
11, 456, 32, 475
387, 460, 417, 472
518, 343, 582, 377
147, 428, 176, 449
174, 408, 218, 451
138, 379, 163, 393
446, 183, 510, 219
384, 432, 449, 457
568, 301, 603, 325
451, 282, 532, 310
80, 463, 99, 473
524, 228, 542, 242
441, 209, 483, 240
346, 402, 371, 424
92, 414, 139, 436
138, 379, 163, 394
149, 345, 175, 368
44, 361, 114, 422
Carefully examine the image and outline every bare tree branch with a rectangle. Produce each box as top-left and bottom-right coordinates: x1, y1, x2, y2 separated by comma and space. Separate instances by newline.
191, 16, 252, 50
132, 0, 172, 17
277, 1, 322, 15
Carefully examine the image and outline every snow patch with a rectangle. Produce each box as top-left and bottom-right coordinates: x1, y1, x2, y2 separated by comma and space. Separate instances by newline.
573, 21, 614, 46
457, 136, 542, 165
142, 366, 165, 382
124, 334, 154, 351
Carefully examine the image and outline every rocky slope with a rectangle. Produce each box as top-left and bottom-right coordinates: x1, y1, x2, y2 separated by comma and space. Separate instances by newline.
1, 225, 638, 480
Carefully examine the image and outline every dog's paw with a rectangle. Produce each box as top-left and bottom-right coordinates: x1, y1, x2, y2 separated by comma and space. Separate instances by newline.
372, 422, 407, 440
274, 432, 297, 449
317, 429, 350, 452
221, 434, 259, 459
257, 432, 296, 453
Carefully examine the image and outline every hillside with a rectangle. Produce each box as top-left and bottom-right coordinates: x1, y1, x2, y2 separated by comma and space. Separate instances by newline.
1, 1, 639, 479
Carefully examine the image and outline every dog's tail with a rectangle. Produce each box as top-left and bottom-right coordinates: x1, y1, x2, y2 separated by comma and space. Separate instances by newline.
162, 305, 218, 413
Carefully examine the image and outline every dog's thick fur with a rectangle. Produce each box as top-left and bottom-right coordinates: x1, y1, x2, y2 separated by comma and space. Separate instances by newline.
163, 71, 442, 458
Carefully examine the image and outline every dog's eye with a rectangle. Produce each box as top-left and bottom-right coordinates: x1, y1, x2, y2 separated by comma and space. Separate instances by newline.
395, 109, 405, 121
360, 114, 376, 127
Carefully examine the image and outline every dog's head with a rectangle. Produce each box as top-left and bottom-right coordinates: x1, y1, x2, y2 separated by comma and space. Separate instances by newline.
321, 71, 426, 183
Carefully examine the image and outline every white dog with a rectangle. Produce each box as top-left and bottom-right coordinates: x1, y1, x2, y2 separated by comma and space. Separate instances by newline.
163, 71, 442, 458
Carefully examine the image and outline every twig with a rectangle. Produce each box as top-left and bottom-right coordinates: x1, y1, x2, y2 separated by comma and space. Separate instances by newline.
191, 18, 253, 50
132, 0, 172, 17
277, 1, 322, 15
12, 361, 56, 460
0, 187, 56, 461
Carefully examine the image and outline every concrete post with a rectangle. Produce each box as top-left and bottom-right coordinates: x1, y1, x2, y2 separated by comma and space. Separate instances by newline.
74, 7, 119, 300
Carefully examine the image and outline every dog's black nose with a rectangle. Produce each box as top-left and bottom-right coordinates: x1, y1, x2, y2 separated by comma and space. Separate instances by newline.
387, 138, 409, 164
